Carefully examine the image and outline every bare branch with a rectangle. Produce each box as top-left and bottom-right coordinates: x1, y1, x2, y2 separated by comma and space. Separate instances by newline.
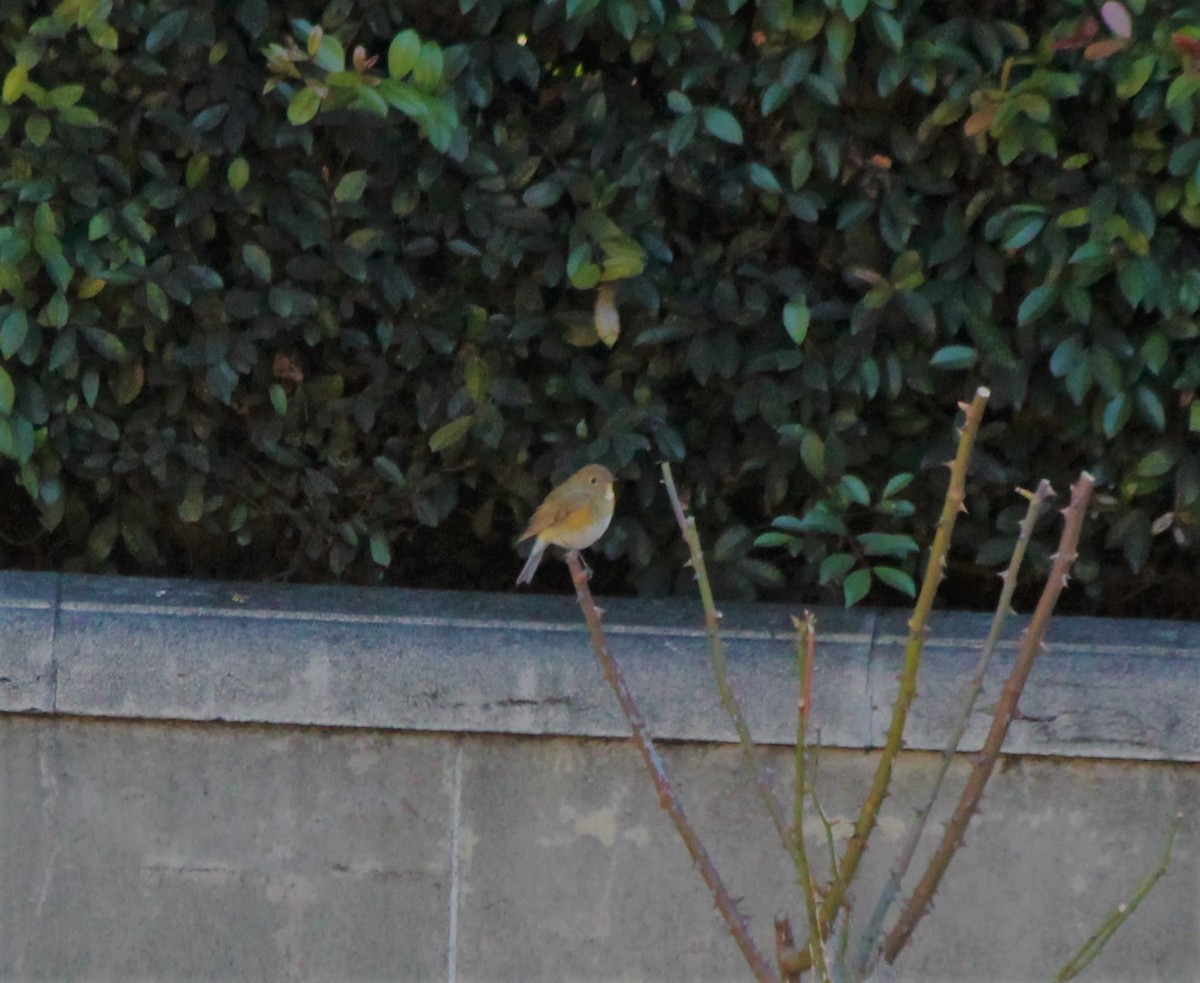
660, 463, 800, 869
801, 386, 991, 965
857, 478, 1054, 973
1052, 812, 1184, 982
882, 471, 1095, 965
565, 550, 779, 983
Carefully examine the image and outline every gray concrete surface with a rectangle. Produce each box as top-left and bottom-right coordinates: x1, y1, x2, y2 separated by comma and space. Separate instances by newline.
1, 571, 1198, 982
4, 572, 1198, 759
1, 717, 1195, 983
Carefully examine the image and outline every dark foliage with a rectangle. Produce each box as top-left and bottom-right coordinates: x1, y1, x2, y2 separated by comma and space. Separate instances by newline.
0, 0, 1197, 614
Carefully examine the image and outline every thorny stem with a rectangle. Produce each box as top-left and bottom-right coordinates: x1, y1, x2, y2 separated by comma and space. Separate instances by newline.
565, 550, 779, 983
856, 479, 1055, 974
774, 915, 804, 983
790, 386, 990, 973
660, 463, 800, 870
1052, 812, 1184, 982
789, 613, 829, 981
882, 471, 1095, 966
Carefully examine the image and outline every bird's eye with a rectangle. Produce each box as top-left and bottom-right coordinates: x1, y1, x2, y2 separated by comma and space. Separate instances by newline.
589, 477, 597, 484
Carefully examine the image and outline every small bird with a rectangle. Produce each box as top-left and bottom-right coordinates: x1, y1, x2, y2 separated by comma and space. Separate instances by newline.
515, 463, 616, 585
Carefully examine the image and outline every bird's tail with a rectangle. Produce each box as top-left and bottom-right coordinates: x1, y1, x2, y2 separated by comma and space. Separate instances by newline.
515, 541, 545, 585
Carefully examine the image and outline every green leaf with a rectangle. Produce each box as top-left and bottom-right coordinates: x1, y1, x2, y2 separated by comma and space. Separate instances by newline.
800, 430, 825, 480
145, 281, 169, 322
667, 112, 697, 156
842, 0, 869, 20
429, 415, 474, 452
753, 531, 795, 548
608, 0, 637, 39
748, 162, 782, 194
1168, 139, 1200, 176
1103, 393, 1130, 438
783, 297, 809, 344
772, 504, 848, 536
1166, 73, 1200, 110
34, 201, 55, 237
1002, 215, 1045, 250
567, 0, 602, 17
313, 33, 345, 72
88, 213, 111, 241
819, 552, 856, 584
761, 82, 790, 116
412, 42, 445, 91
826, 13, 855, 66
373, 456, 407, 486
242, 242, 272, 282
420, 100, 458, 152
0, 366, 12, 413
0, 309, 29, 357
88, 513, 119, 562
873, 565, 916, 597
569, 263, 601, 289
44, 292, 68, 329
146, 9, 188, 53
929, 345, 977, 370
388, 30, 421, 79
83, 327, 128, 361
873, 8, 904, 50
856, 532, 919, 557
882, 472, 913, 498
1134, 448, 1176, 478
227, 157, 250, 191
702, 106, 743, 145
1115, 55, 1155, 100
370, 530, 392, 567
3, 65, 27, 104
843, 567, 871, 607
178, 482, 205, 523
287, 87, 321, 125
1135, 386, 1165, 431
333, 170, 368, 203
82, 369, 99, 407
25, 114, 51, 146
113, 361, 143, 405
523, 180, 562, 208
667, 90, 692, 114
378, 78, 428, 117
713, 524, 749, 562
839, 474, 870, 506
1017, 283, 1056, 326
269, 383, 288, 415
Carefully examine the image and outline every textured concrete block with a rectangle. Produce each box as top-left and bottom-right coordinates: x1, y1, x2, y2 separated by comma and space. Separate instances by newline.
869, 609, 1200, 761
1, 714, 1196, 983
0, 716, 454, 983
52, 574, 873, 748
0, 571, 58, 713
455, 737, 1199, 983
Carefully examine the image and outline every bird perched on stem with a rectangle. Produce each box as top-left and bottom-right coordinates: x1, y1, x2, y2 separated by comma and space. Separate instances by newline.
515, 464, 615, 585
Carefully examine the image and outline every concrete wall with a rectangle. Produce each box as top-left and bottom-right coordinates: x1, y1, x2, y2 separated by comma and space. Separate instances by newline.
1, 572, 1197, 982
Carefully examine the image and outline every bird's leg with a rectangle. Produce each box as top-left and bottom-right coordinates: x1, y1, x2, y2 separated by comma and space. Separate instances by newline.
578, 550, 594, 581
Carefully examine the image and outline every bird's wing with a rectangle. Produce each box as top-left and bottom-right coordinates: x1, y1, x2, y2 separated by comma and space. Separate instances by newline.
517, 490, 589, 542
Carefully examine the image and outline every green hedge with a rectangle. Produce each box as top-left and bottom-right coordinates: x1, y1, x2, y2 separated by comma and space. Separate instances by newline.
1, 0, 1197, 612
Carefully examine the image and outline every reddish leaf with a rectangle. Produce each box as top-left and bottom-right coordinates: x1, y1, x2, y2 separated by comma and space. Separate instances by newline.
1084, 38, 1130, 61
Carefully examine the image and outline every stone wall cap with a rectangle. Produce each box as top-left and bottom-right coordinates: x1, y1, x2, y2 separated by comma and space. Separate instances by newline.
1, 571, 1196, 762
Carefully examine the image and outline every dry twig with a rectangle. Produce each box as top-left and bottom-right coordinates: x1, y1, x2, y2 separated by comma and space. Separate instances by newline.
565, 550, 779, 983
